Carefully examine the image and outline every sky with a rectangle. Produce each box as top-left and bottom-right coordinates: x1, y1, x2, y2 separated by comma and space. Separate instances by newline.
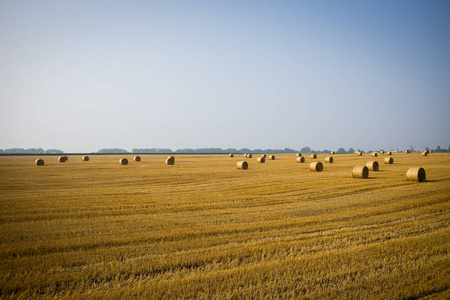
1, 0, 449, 153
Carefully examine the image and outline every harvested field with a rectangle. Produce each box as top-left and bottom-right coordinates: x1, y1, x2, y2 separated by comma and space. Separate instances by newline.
0, 153, 449, 299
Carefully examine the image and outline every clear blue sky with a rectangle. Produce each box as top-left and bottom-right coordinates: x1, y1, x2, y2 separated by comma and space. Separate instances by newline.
1, 0, 449, 152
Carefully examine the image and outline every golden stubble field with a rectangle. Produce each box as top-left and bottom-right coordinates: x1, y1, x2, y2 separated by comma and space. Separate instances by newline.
0, 153, 449, 299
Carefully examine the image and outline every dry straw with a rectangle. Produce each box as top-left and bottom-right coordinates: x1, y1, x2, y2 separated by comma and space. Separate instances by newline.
406, 167, 426, 182
58, 156, 66, 163
165, 156, 175, 165
82, 156, 89, 161
134, 156, 141, 162
237, 161, 248, 170
310, 162, 323, 172
257, 157, 265, 163
310, 154, 317, 159
353, 166, 369, 178
35, 159, 44, 166
366, 161, 379, 171
296, 157, 305, 163
325, 157, 333, 163
268, 155, 275, 160
120, 158, 128, 165
372, 153, 378, 157
229, 153, 234, 157
384, 157, 394, 164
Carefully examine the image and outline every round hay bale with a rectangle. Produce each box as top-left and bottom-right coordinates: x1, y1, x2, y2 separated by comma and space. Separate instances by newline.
310, 162, 323, 172
325, 157, 333, 163
237, 161, 248, 170
63, 156, 68, 161
372, 153, 378, 157
134, 156, 141, 162
330, 151, 335, 154
165, 156, 175, 165
387, 151, 392, 155
35, 159, 44, 166
82, 156, 89, 161
310, 154, 317, 159
261, 154, 266, 158
421, 152, 428, 156
229, 153, 234, 157
384, 157, 394, 164
380, 150, 385, 154
247, 154, 253, 158
366, 161, 379, 171
296, 157, 305, 163
268, 155, 275, 160
296, 153, 302, 157
405, 150, 409, 154
58, 156, 66, 163
356, 152, 362, 156
244, 153, 247, 157
120, 158, 128, 165
257, 157, 265, 163
352, 166, 369, 178
406, 167, 426, 182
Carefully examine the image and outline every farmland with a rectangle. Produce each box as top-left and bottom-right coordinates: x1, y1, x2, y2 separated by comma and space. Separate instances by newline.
0, 153, 449, 299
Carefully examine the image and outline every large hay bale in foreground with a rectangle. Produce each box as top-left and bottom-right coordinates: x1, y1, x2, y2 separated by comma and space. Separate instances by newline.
257, 157, 265, 163
406, 167, 426, 182
296, 157, 305, 163
268, 155, 275, 160
325, 157, 333, 163
82, 156, 89, 161
366, 161, 379, 171
120, 158, 128, 165
134, 156, 141, 162
229, 153, 234, 157
310, 154, 317, 159
384, 157, 394, 164
165, 156, 175, 165
237, 161, 248, 170
372, 153, 378, 157
35, 159, 44, 166
58, 156, 66, 163
310, 162, 323, 172
353, 166, 369, 178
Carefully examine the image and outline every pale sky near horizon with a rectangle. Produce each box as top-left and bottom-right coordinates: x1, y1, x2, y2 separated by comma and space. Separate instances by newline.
1, 0, 449, 153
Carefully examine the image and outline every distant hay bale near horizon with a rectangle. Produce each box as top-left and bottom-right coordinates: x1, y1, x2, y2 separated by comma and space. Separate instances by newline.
380, 150, 385, 154
257, 157, 265, 163
82, 156, 89, 161
310, 162, 323, 172
355, 151, 362, 156
325, 157, 333, 163
387, 151, 392, 155
134, 156, 141, 162
165, 156, 175, 165
246, 154, 253, 158
58, 156, 66, 163
421, 152, 428, 156
296, 153, 302, 157
268, 155, 275, 160
406, 167, 426, 182
120, 158, 128, 165
353, 166, 369, 178
310, 154, 317, 159
366, 161, 379, 171
237, 161, 248, 170
384, 157, 394, 164
330, 151, 335, 154
372, 153, 378, 157
261, 154, 266, 158
296, 157, 305, 163
35, 159, 44, 166
229, 153, 234, 157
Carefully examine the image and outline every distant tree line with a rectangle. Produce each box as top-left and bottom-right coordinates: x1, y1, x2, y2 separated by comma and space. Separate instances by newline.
0, 148, 64, 154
